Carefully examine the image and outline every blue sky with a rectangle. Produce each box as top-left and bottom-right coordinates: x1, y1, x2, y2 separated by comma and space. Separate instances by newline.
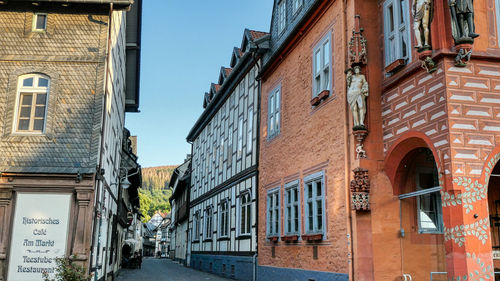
125, 0, 274, 168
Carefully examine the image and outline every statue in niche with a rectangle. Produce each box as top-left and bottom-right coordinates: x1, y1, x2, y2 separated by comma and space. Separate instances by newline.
413, 0, 433, 50
346, 66, 369, 130
449, 0, 479, 43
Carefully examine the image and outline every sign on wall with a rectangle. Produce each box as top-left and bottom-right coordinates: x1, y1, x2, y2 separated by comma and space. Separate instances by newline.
7, 193, 72, 281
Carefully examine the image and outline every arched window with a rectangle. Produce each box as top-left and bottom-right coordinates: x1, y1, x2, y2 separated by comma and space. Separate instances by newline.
239, 192, 251, 236
15, 74, 50, 133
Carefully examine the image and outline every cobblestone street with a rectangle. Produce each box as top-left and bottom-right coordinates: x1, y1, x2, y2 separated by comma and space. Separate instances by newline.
116, 258, 232, 281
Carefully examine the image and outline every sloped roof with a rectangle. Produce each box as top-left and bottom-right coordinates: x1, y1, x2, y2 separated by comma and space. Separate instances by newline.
249, 30, 269, 41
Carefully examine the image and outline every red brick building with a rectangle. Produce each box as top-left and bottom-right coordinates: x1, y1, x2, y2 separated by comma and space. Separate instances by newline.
257, 0, 500, 280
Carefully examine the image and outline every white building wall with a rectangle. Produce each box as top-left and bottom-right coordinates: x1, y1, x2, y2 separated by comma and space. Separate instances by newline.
189, 65, 259, 255
92, 9, 128, 281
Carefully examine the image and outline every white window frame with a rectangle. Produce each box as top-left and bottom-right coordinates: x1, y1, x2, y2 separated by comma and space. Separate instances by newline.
278, 0, 287, 34
284, 180, 300, 236
312, 33, 332, 97
304, 171, 326, 236
383, 0, 411, 67
192, 211, 200, 241
247, 107, 253, 153
14, 74, 50, 134
204, 206, 213, 240
267, 86, 281, 139
237, 117, 243, 157
219, 199, 229, 238
266, 187, 281, 238
292, 0, 303, 14
32, 13, 47, 32
238, 191, 252, 236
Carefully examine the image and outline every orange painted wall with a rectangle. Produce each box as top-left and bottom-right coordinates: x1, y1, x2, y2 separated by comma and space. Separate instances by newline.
258, 0, 349, 274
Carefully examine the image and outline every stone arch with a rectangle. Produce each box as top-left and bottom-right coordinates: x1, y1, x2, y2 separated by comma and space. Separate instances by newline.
481, 145, 500, 185
384, 131, 442, 195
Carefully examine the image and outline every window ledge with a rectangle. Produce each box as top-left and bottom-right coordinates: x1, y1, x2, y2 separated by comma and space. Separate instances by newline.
281, 235, 299, 242
310, 90, 330, 106
236, 234, 251, 240
385, 59, 406, 74
217, 236, 230, 241
302, 233, 323, 241
203, 238, 213, 242
267, 236, 279, 242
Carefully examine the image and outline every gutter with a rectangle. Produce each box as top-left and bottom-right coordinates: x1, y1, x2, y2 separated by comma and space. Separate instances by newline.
89, 3, 113, 279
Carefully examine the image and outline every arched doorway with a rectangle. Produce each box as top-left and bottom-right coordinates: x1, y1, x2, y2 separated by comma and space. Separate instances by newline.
395, 147, 447, 280
488, 160, 500, 276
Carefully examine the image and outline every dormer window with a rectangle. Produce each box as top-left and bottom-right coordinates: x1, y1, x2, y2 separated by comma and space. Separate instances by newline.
33, 13, 47, 32
278, 0, 287, 34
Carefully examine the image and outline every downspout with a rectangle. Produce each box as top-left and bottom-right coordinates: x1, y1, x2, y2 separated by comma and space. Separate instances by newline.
90, 3, 113, 281
342, 0, 355, 280
251, 41, 263, 281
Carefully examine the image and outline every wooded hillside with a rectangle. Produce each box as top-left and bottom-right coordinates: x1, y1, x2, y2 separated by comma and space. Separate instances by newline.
139, 165, 177, 222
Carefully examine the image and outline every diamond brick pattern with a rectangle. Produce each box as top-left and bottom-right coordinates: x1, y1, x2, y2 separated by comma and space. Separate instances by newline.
382, 63, 449, 166
446, 59, 500, 177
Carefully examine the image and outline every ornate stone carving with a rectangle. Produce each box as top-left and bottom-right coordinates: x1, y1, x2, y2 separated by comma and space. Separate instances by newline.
346, 66, 369, 130
449, 0, 479, 44
348, 15, 367, 66
413, 0, 433, 50
347, 16, 370, 158
454, 44, 472, 66
350, 168, 370, 211
419, 50, 437, 73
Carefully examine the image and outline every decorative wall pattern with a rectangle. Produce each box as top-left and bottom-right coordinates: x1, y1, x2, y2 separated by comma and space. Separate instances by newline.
444, 217, 489, 246
441, 177, 487, 214
451, 253, 494, 281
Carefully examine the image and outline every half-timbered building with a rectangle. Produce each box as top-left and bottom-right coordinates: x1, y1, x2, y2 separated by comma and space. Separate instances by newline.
186, 29, 269, 281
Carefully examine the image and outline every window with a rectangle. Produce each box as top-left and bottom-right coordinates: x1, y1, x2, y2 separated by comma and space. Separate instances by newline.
219, 199, 229, 238
416, 168, 443, 233
313, 34, 331, 97
193, 211, 200, 241
304, 172, 325, 235
267, 86, 281, 139
292, 0, 303, 14
278, 0, 286, 33
239, 192, 251, 236
284, 181, 300, 235
204, 207, 213, 239
247, 107, 253, 153
383, 0, 411, 66
237, 117, 243, 157
15, 74, 50, 133
32, 13, 47, 31
266, 187, 280, 237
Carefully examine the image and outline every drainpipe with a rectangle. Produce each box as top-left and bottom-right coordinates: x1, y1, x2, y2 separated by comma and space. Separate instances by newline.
90, 3, 114, 281
342, 0, 355, 280
252, 253, 258, 281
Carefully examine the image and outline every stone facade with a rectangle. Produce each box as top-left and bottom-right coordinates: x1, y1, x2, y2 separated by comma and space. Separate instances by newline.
0, 1, 141, 281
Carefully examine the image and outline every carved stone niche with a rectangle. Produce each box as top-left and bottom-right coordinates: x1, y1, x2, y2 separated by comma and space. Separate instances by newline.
350, 167, 370, 211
